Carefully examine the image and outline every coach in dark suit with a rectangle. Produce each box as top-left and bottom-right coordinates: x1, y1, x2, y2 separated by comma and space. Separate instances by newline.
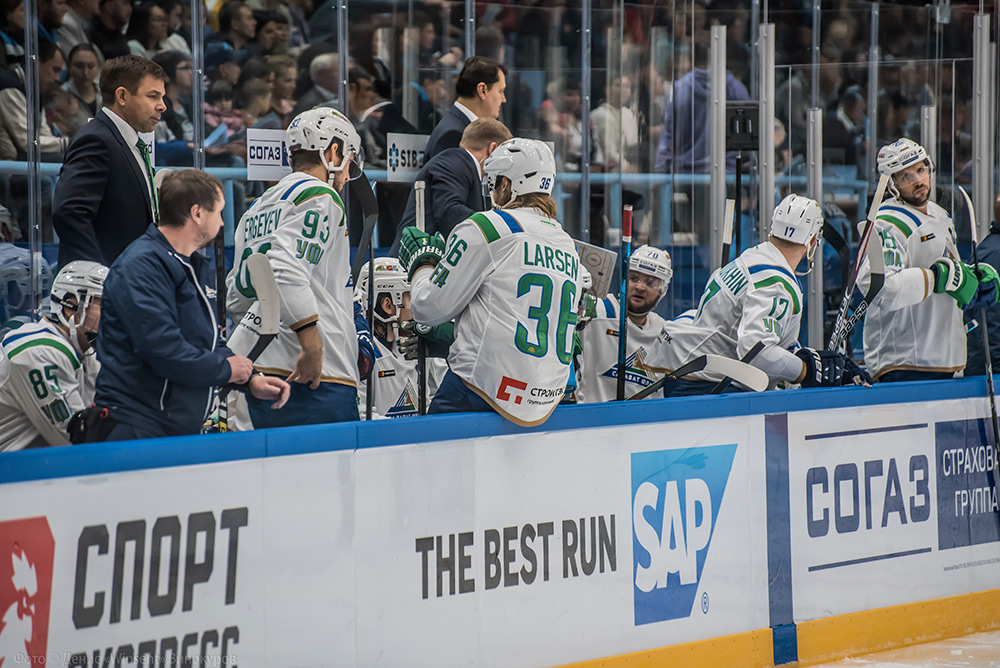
53, 56, 168, 268
392, 118, 511, 253
422, 56, 507, 166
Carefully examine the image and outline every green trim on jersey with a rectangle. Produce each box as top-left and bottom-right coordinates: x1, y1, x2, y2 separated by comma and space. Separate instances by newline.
6, 338, 81, 369
470, 212, 501, 243
752, 276, 801, 314
293, 185, 342, 210
877, 214, 913, 238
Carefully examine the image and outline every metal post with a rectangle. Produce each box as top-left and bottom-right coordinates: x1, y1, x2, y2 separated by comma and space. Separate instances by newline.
710, 25, 727, 272
337, 0, 348, 115
973, 15, 994, 238
921, 105, 937, 197
807, 108, 824, 348
866, 3, 879, 181
402, 27, 420, 127
750, 0, 760, 98
190, 0, 205, 170
580, 0, 592, 243
811, 0, 821, 109
24, 0, 41, 313
465, 0, 475, 58
758, 23, 775, 242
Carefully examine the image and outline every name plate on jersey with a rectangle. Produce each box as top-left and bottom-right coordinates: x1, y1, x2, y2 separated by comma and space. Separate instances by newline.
247, 128, 292, 181
386, 133, 429, 182
575, 239, 616, 296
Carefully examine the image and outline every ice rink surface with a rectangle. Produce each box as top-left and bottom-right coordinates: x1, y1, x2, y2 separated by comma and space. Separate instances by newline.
809, 631, 1000, 667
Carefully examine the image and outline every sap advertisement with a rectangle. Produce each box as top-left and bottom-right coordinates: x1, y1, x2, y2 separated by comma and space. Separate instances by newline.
787, 399, 1000, 623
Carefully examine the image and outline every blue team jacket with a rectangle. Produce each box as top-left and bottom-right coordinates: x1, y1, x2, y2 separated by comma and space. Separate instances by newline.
96, 224, 233, 437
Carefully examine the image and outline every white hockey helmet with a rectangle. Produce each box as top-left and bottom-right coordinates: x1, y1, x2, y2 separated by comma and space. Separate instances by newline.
354, 257, 410, 328
51, 260, 108, 337
877, 138, 932, 177
770, 194, 823, 246
579, 265, 593, 292
483, 138, 556, 205
286, 107, 364, 179
629, 245, 673, 296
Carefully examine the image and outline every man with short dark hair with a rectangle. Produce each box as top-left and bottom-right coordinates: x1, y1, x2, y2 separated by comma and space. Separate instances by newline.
58, 0, 104, 58
89, 169, 289, 441
53, 55, 168, 268
88, 0, 131, 61
209, 0, 256, 52
422, 55, 506, 165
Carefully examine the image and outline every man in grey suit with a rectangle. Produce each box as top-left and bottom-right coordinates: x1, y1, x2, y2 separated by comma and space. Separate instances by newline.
422, 56, 506, 165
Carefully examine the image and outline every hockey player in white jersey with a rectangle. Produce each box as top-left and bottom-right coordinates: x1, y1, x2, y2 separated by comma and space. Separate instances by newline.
399, 138, 581, 426
646, 194, 870, 393
355, 258, 446, 418
857, 138, 998, 381
576, 245, 672, 402
231, 107, 376, 426
0, 261, 107, 450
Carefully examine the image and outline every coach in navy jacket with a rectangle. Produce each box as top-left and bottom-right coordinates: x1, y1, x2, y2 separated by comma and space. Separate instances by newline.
53, 56, 167, 269
95, 171, 288, 440
391, 119, 511, 253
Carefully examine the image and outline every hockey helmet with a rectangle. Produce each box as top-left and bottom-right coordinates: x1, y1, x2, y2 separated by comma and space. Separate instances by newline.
770, 194, 823, 246
51, 260, 108, 335
354, 257, 410, 327
286, 107, 364, 179
579, 265, 593, 292
877, 138, 932, 177
483, 138, 556, 204
629, 245, 673, 296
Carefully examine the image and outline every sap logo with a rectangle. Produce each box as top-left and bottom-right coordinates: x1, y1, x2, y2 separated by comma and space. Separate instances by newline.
631, 444, 736, 626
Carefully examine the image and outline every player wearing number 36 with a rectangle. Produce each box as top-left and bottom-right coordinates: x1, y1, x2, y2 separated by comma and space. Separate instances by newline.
399, 139, 581, 426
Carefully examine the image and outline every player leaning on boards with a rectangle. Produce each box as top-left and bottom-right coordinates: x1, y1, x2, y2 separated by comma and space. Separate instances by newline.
858, 138, 999, 382
0, 261, 106, 450
353, 258, 446, 418
230, 107, 376, 427
398, 139, 581, 426
575, 246, 673, 402
646, 194, 870, 394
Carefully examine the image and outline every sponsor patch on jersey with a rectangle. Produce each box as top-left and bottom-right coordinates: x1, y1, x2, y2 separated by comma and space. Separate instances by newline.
378, 369, 396, 378
496, 375, 528, 405
601, 349, 657, 387
920, 233, 936, 242
606, 328, 619, 338
384, 381, 418, 417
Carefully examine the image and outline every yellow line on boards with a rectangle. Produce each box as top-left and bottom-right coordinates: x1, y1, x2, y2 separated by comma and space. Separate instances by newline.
552, 629, 774, 668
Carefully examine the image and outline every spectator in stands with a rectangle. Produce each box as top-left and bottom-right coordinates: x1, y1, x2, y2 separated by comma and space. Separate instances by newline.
209, 0, 256, 54
476, 25, 535, 137
823, 86, 866, 172
86, 169, 288, 441
63, 43, 101, 119
206, 41, 240, 85
204, 80, 244, 135
38, 0, 68, 46
242, 78, 273, 127
347, 67, 375, 123
0, 0, 25, 70
57, 0, 101, 58
154, 0, 190, 53
45, 88, 85, 138
412, 11, 462, 69
126, 1, 171, 59
265, 53, 296, 126
88, 0, 131, 62
52, 55, 167, 268
538, 76, 595, 173
592, 74, 640, 173
246, 9, 287, 59
422, 56, 506, 165
877, 89, 911, 150
0, 40, 68, 161
293, 51, 336, 116
151, 50, 194, 162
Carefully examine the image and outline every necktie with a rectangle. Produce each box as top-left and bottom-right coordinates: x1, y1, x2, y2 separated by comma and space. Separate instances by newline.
136, 138, 159, 220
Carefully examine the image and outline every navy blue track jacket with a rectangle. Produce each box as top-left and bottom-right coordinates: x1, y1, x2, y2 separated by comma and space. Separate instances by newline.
95, 224, 233, 437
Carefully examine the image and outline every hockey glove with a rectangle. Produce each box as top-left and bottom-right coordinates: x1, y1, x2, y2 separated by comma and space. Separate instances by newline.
398, 320, 456, 360
357, 328, 376, 380
842, 357, 873, 386
795, 347, 846, 387
971, 262, 1000, 309
577, 293, 599, 321
398, 227, 446, 281
930, 257, 980, 310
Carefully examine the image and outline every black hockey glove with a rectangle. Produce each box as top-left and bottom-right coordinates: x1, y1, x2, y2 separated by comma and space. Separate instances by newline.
795, 347, 846, 387
398, 320, 455, 360
841, 357, 873, 386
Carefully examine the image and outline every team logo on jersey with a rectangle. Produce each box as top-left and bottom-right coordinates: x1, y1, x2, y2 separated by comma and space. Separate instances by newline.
601, 349, 658, 387
0, 517, 55, 666
631, 444, 736, 625
496, 376, 528, 405
385, 381, 418, 417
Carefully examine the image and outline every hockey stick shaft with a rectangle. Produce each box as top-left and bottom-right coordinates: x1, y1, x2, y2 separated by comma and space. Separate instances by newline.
629, 355, 708, 400
709, 341, 765, 394
414, 180, 428, 415
616, 205, 633, 401
720, 198, 735, 268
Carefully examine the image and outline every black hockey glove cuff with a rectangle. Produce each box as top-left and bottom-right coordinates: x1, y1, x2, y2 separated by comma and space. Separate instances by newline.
795, 347, 846, 387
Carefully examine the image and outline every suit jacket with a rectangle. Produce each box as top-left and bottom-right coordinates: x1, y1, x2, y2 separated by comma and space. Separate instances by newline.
422, 104, 472, 166
391, 147, 485, 253
52, 112, 154, 268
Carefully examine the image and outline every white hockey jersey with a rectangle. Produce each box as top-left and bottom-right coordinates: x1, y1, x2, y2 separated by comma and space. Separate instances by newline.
645, 242, 805, 385
357, 337, 447, 419
0, 320, 99, 451
576, 295, 666, 402
410, 207, 581, 426
856, 197, 964, 379
231, 172, 358, 388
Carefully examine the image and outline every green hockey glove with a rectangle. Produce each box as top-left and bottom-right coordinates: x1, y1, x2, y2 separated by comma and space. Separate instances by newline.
398, 320, 455, 360
930, 257, 980, 310
972, 262, 1000, 308
398, 227, 446, 281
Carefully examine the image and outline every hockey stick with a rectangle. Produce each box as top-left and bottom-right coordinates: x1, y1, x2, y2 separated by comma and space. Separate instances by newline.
720, 198, 736, 268
710, 341, 765, 394
616, 205, 633, 401
828, 173, 890, 353
959, 186, 1000, 464
628, 353, 769, 400
414, 180, 428, 415
345, 173, 380, 421
218, 253, 279, 432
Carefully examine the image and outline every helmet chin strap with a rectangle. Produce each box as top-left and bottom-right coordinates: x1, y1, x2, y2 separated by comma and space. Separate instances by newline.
795, 238, 819, 276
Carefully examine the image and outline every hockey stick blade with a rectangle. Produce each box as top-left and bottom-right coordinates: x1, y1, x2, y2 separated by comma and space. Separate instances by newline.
710, 341, 765, 394
244, 254, 279, 361
628, 354, 768, 400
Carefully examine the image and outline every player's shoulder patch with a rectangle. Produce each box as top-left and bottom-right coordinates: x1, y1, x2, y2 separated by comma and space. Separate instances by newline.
876, 204, 922, 239
469, 210, 524, 243
748, 263, 802, 314
289, 181, 344, 211
2, 329, 81, 370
